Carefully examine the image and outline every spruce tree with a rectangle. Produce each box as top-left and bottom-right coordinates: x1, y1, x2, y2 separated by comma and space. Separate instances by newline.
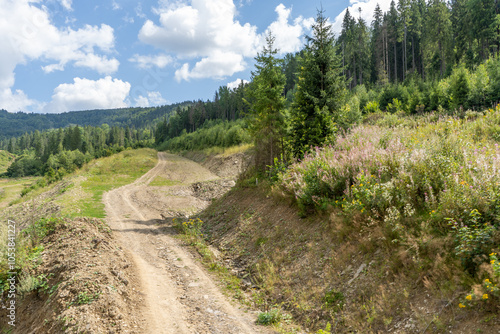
246, 32, 287, 171
289, 8, 346, 159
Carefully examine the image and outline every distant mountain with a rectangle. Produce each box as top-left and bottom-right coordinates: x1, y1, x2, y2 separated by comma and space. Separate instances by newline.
0, 102, 192, 139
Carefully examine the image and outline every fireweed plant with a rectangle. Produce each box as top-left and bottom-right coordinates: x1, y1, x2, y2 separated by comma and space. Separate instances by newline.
280, 107, 500, 278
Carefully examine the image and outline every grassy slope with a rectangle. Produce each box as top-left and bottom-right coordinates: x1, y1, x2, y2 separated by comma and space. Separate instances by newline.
199, 110, 500, 333
0, 150, 14, 174
0, 148, 158, 278
56, 148, 158, 218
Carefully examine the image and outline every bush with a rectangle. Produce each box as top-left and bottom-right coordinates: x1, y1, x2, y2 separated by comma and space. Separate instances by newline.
281, 108, 500, 273
256, 308, 283, 325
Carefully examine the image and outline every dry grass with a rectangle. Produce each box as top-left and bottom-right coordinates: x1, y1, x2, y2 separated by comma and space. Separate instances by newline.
199, 182, 500, 333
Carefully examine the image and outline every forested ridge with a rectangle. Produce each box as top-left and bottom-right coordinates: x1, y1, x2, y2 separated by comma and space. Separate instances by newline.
0, 102, 190, 139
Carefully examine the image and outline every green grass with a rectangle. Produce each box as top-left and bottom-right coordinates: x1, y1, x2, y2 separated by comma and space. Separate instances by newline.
0, 150, 15, 174
69, 148, 158, 218
149, 176, 181, 187
0, 177, 42, 208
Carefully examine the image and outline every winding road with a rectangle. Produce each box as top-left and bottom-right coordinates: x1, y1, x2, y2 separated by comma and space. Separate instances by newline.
103, 152, 271, 334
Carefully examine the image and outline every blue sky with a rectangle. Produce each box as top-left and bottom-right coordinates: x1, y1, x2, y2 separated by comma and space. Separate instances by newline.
0, 0, 391, 114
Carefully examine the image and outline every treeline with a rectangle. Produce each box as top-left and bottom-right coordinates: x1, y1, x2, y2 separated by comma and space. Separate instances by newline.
155, 82, 249, 145
339, 0, 500, 87
157, 119, 251, 152
2, 125, 153, 178
0, 102, 190, 139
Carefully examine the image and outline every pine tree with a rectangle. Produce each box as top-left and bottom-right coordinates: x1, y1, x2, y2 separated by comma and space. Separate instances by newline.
289, 8, 346, 158
246, 32, 287, 171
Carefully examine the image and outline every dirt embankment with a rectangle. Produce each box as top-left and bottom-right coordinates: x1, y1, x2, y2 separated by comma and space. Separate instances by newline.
1, 151, 271, 334
0, 217, 144, 334
199, 185, 500, 333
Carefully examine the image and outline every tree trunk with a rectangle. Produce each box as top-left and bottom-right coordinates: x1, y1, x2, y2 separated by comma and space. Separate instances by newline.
394, 42, 398, 83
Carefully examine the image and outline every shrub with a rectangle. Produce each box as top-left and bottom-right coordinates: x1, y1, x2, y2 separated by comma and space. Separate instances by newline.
256, 308, 283, 325
363, 100, 381, 114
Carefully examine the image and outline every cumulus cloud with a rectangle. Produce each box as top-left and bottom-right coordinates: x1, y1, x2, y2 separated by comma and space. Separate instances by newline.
227, 78, 249, 90
44, 76, 131, 113
129, 54, 172, 69
266, 4, 309, 54
139, 1, 311, 82
139, 0, 260, 58
175, 51, 246, 82
332, 0, 392, 34
134, 91, 168, 107
0, 0, 119, 111
0, 88, 39, 113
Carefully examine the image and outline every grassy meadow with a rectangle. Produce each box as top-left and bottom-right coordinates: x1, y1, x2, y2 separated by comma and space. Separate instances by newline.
58, 148, 158, 218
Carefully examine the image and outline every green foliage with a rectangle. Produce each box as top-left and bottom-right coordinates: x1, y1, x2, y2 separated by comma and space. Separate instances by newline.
267, 156, 289, 184
157, 119, 251, 152
459, 253, 500, 309
0, 103, 189, 140
448, 210, 496, 273
322, 289, 345, 311
173, 218, 204, 237
281, 108, 500, 275
315, 323, 332, 334
4, 124, 152, 178
449, 65, 471, 109
363, 101, 381, 114
76, 291, 101, 305
289, 9, 346, 158
256, 308, 283, 325
246, 32, 287, 171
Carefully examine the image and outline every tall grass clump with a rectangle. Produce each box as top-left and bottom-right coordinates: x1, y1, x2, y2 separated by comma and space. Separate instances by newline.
281, 106, 500, 275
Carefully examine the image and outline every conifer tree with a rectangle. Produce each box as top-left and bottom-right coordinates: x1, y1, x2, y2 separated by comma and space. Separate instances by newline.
289, 8, 345, 159
246, 32, 287, 171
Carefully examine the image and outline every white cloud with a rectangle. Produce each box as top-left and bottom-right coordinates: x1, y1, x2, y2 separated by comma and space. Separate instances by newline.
112, 0, 121, 10
0, 0, 119, 111
266, 4, 308, 54
135, 3, 146, 18
44, 76, 131, 113
0, 88, 38, 113
129, 54, 172, 69
227, 78, 249, 90
139, 0, 260, 58
74, 54, 120, 74
175, 51, 245, 82
134, 91, 167, 107
332, 0, 392, 34
59, 0, 73, 11
139, 1, 313, 82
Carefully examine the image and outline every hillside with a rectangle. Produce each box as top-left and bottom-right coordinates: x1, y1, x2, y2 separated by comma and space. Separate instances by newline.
0, 148, 272, 334
193, 109, 500, 333
0, 150, 14, 174
0, 102, 191, 139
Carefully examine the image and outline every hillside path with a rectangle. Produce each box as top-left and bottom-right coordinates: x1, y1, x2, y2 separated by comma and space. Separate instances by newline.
103, 152, 271, 334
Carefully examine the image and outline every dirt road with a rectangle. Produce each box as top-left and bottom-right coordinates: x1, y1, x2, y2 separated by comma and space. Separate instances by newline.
103, 152, 271, 334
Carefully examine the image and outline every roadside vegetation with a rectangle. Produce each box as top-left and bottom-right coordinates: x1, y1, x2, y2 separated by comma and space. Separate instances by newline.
0, 148, 157, 285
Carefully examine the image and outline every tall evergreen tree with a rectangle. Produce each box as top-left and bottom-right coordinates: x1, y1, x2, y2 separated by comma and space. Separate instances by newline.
289, 8, 346, 158
246, 32, 287, 171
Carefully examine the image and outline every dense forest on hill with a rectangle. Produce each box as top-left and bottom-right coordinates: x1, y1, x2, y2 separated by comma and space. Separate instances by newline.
0, 102, 190, 139
2, 124, 153, 179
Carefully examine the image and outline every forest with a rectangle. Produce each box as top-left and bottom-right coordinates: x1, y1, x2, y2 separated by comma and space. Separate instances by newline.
3, 0, 500, 187
0, 102, 190, 139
